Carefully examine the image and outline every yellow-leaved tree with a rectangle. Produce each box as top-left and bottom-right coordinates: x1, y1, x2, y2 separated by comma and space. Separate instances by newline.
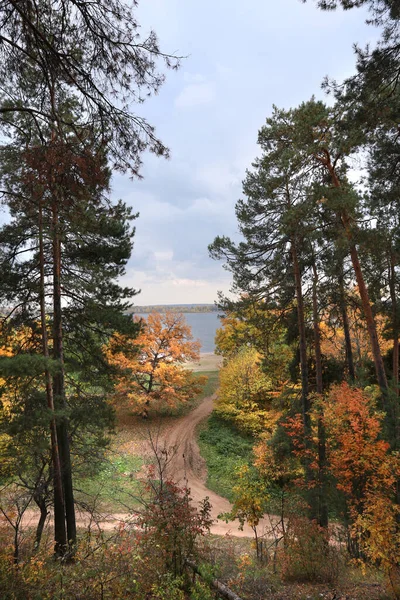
107, 311, 206, 416
215, 346, 279, 435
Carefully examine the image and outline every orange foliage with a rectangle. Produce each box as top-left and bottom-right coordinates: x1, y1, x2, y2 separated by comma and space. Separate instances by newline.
107, 312, 206, 415
324, 383, 398, 514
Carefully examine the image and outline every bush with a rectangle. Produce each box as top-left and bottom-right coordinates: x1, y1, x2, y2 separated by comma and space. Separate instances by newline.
229, 553, 272, 600
280, 516, 342, 584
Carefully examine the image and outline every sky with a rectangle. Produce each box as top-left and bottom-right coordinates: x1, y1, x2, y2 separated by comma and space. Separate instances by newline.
115, 0, 378, 306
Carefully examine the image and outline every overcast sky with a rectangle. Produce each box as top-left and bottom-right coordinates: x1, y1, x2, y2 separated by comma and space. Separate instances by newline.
115, 0, 377, 306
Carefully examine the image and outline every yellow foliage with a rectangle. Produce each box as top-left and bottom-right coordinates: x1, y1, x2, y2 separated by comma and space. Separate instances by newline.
216, 347, 280, 434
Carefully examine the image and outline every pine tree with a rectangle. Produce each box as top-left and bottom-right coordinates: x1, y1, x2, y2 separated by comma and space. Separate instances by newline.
209, 111, 322, 522
0, 132, 137, 555
0, 0, 176, 555
0, 0, 180, 173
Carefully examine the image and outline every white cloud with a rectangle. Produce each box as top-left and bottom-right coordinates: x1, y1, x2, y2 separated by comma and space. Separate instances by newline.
175, 82, 215, 109
154, 250, 174, 261
172, 278, 208, 288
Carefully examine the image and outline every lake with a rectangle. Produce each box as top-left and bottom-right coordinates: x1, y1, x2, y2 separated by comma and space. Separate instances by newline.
135, 312, 220, 354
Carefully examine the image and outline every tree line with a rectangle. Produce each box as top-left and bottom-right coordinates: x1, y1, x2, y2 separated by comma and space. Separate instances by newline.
209, 0, 400, 583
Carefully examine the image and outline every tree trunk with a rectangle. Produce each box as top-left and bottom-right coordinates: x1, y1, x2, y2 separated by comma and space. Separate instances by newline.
347, 237, 388, 393
326, 164, 388, 394
339, 271, 355, 382
38, 198, 67, 556
389, 253, 399, 396
291, 239, 317, 520
51, 196, 76, 552
291, 240, 310, 429
388, 252, 400, 452
33, 496, 49, 552
311, 257, 328, 528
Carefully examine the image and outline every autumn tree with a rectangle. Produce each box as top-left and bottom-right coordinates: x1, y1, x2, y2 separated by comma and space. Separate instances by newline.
108, 312, 206, 417
215, 300, 293, 389
0, 135, 137, 554
324, 383, 399, 559
215, 347, 278, 436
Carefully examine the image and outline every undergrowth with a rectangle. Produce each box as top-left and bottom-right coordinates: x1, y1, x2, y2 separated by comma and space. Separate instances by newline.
198, 413, 253, 501
75, 453, 143, 512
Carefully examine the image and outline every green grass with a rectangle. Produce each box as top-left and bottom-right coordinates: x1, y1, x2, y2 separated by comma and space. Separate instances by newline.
198, 413, 253, 502
194, 370, 219, 399
75, 452, 143, 512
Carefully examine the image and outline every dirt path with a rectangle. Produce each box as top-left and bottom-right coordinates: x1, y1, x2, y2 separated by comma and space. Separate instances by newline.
22, 394, 267, 537
147, 395, 263, 537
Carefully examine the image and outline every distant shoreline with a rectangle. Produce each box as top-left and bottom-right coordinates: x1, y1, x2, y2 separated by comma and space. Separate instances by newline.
185, 352, 222, 372
129, 304, 218, 314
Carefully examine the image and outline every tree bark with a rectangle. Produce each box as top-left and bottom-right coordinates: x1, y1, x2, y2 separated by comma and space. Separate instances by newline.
339, 270, 355, 382
38, 197, 67, 556
311, 256, 328, 528
51, 195, 76, 551
326, 162, 388, 394
347, 238, 388, 393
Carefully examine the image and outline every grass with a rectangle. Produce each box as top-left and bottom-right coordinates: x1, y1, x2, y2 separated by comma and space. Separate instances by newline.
75, 452, 143, 513
195, 370, 219, 399
198, 413, 253, 502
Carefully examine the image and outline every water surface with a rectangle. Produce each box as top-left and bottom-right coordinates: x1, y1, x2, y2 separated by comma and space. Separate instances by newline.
135, 312, 220, 353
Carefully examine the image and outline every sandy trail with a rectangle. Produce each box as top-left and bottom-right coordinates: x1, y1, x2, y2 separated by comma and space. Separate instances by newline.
22, 394, 269, 537
145, 395, 265, 537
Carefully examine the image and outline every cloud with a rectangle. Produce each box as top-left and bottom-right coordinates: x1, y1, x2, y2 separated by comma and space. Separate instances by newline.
172, 278, 208, 288
154, 250, 174, 261
175, 81, 215, 109
114, 0, 373, 305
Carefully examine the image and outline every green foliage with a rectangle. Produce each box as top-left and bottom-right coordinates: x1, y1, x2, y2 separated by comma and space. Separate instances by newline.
75, 453, 143, 512
190, 579, 215, 600
198, 413, 253, 501
151, 575, 185, 600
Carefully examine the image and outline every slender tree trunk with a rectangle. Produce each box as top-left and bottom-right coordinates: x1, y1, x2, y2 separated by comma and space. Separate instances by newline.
291, 240, 310, 429
389, 253, 399, 396
338, 271, 355, 382
311, 257, 328, 528
346, 238, 388, 393
388, 252, 400, 454
33, 496, 49, 552
326, 164, 388, 393
291, 239, 317, 520
51, 196, 76, 551
38, 198, 67, 556
312, 262, 323, 396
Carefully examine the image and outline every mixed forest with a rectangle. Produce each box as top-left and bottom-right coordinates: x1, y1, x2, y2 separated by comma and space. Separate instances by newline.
0, 0, 399, 599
